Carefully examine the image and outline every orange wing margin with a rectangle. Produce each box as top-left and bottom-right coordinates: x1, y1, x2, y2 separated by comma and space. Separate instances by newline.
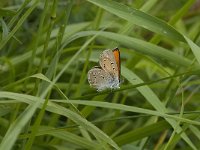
112, 48, 120, 81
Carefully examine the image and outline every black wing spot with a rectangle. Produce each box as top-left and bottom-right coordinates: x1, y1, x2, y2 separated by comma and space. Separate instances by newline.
100, 75, 105, 79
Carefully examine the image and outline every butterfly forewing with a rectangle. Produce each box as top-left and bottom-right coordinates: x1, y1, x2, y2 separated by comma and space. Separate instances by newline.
99, 49, 119, 80
112, 48, 120, 81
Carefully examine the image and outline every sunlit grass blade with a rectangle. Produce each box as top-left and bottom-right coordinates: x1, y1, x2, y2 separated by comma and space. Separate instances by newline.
0, 92, 121, 150
70, 31, 195, 68
0, 102, 40, 150
184, 36, 200, 65
87, 0, 185, 41
121, 66, 197, 149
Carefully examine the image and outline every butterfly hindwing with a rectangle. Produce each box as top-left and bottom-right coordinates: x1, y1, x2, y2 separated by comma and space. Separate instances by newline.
87, 67, 113, 91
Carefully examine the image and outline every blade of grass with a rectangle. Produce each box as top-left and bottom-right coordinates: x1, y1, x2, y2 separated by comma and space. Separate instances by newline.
0, 18, 9, 39
1, 93, 200, 129
114, 120, 170, 146
0, 92, 121, 150
150, 0, 196, 44
49, 99, 200, 126
72, 31, 195, 68
184, 35, 200, 65
0, 0, 39, 50
8, 0, 31, 28
87, 0, 185, 41
37, 0, 73, 96
122, 66, 197, 149
190, 125, 200, 141
25, 0, 50, 90
0, 102, 40, 150
87, 0, 200, 69
0, 22, 89, 73
164, 84, 185, 150
0, 8, 16, 17
34, 127, 100, 149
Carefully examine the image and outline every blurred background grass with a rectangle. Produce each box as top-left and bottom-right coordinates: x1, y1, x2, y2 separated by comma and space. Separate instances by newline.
0, 0, 200, 150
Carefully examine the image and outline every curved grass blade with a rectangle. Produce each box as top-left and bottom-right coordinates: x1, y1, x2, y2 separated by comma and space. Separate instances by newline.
0, 92, 120, 150
121, 66, 197, 149
71, 31, 195, 68
184, 35, 200, 65
87, 0, 185, 42
0, 102, 40, 150
0, 1, 39, 50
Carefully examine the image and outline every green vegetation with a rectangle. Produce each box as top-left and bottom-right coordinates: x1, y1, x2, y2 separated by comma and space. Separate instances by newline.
0, 0, 200, 149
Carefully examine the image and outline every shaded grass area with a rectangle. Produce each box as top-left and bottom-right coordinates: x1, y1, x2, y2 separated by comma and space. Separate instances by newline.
0, 0, 200, 149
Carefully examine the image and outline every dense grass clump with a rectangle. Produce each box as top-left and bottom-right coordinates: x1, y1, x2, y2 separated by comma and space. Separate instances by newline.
0, 0, 200, 149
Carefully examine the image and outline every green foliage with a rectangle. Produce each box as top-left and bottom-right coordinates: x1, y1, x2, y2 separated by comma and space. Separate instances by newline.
0, 0, 200, 149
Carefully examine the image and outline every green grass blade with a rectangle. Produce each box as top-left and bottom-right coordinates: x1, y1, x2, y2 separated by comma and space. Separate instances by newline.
30, 126, 100, 149
0, 102, 40, 150
72, 31, 195, 68
1, 22, 89, 73
114, 120, 170, 146
184, 35, 200, 65
0, 0, 39, 50
121, 66, 197, 149
87, 0, 185, 41
0, 92, 121, 150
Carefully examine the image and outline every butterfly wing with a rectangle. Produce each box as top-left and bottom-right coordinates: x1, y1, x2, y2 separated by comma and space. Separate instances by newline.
87, 67, 113, 91
112, 48, 120, 81
99, 48, 120, 81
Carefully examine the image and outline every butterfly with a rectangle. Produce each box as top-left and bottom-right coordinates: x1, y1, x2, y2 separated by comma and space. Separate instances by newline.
87, 48, 120, 91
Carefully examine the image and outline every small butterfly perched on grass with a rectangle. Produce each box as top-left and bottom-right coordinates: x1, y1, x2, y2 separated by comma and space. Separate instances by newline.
88, 48, 121, 91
